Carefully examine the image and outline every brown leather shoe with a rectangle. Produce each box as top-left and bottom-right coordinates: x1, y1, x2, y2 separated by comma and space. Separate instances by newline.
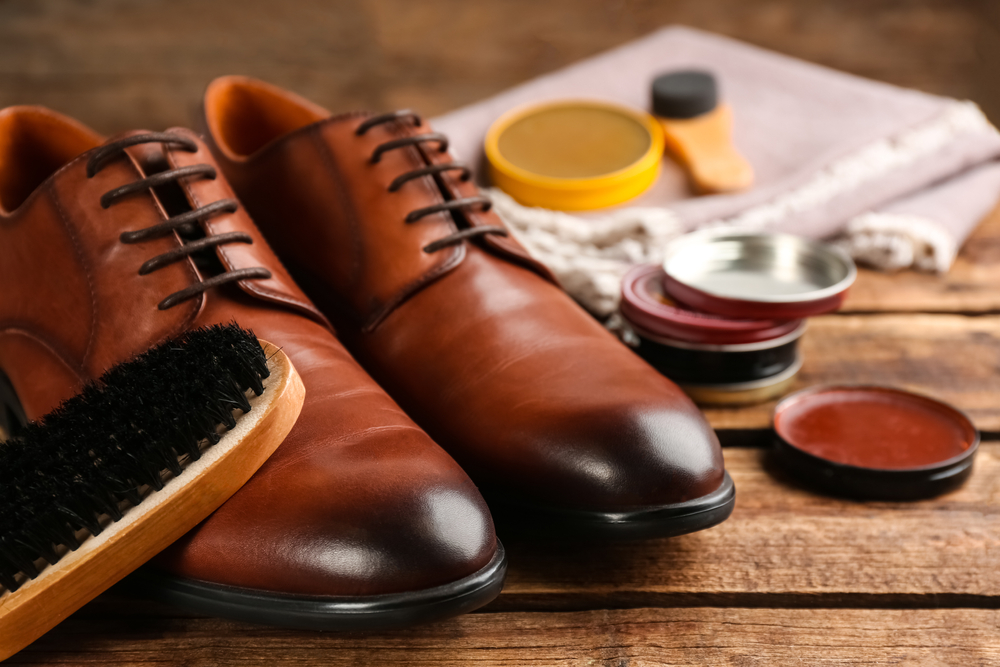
200, 77, 735, 539
0, 105, 505, 629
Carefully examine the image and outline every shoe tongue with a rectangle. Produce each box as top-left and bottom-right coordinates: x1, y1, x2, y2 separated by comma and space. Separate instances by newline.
123, 136, 226, 278
123, 139, 170, 177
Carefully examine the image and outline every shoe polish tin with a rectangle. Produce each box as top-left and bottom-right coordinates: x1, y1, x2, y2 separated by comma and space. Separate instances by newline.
772, 385, 980, 500
661, 230, 857, 319
484, 99, 665, 210
620, 263, 805, 406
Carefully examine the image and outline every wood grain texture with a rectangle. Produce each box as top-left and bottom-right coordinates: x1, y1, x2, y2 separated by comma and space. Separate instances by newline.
703, 312, 1000, 431
975, 0, 1000, 123
9, 605, 1000, 665
10, 442, 1000, 666
495, 443, 1000, 608
0, 0, 987, 134
2, 2, 997, 662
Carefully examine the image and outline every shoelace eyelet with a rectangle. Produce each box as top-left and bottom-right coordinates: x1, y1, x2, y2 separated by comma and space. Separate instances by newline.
89, 132, 271, 309
369, 133, 449, 164
359, 112, 509, 255
355, 110, 422, 136
387, 163, 472, 193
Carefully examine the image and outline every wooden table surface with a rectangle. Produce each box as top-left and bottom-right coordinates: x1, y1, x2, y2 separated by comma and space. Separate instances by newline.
3, 1, 999, 664
8, 211, 999, 666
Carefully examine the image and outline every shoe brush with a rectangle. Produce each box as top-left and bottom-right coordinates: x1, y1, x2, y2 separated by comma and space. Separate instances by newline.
0, 323, 305, 660
652, 69, 754, 194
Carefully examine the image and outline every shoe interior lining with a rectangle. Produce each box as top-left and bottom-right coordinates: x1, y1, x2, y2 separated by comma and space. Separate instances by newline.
206, 78, 329, 159
0, 107, 103, 214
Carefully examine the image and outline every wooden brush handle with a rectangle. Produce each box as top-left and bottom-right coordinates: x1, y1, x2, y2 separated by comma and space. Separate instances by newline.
660, 104, 754, 194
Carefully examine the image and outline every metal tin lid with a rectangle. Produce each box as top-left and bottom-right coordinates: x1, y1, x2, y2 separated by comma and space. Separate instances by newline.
620, 263, 802, 345
662, 231, 857, 319
772, 385, 980, 500
485, 99, 664, 211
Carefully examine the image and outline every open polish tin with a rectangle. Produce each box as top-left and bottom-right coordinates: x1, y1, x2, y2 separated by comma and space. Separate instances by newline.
772, 385, 980, 500
661, 231, 857, 319
620, 263, 805, 406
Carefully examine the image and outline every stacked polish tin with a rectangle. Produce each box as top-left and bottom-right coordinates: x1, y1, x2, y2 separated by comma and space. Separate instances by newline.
620, 231, 856, 405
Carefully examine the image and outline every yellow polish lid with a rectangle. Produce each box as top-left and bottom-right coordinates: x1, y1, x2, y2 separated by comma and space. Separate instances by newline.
484, 99, 664, 211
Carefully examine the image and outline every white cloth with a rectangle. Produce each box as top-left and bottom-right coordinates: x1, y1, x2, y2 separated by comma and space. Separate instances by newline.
433, 27, 1000, 316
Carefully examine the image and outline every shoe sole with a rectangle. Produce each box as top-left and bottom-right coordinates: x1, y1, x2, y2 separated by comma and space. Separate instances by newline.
122, 542, 507, 631
487, 471, 736, 541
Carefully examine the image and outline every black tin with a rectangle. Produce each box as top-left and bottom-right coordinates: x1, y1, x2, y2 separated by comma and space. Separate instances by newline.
631, 322, 805, 385
620, 263, 807, 406
772, 385, 981, 500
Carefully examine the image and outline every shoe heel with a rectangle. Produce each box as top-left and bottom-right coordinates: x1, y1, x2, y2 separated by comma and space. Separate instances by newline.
0, 369, 27, 440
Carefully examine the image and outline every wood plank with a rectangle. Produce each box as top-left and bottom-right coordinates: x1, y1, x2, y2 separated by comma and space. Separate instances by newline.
0, 2, 995, 665
11, 445, 1000, 642
8, 452, 1000, 662
843, 204, 1000, 314
9, 607, 1000, 665
494, 443, 1000, 607
703, 313, 1000, 431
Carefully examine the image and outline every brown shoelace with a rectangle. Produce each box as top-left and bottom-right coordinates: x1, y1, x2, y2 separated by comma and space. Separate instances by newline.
86, 132, 271, 310
356, 111, 508, 254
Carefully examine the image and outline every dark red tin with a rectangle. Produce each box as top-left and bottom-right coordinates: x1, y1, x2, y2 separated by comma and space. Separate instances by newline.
621, 263, 800, 346
620, 264, 806, 404
773, 385, 980, 500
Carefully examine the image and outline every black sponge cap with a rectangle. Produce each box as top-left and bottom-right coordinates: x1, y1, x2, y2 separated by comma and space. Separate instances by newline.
651, 70, 718, 119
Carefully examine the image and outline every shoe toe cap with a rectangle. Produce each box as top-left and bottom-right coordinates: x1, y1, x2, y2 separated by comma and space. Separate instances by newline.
486, 397, 726, 512
281, 481, 498, 595
553, 402, 724, 508
155, 420, 498, 598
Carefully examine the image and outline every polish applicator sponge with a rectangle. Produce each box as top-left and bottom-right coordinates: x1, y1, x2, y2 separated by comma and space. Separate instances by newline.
652, 70, 719, 119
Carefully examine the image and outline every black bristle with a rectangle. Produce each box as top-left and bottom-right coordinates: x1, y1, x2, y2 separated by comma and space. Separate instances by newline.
175, 433, 204, 462
0, 323, 268, 591
118, 487, 143, 509
7, 540, 40, 579
225, 376, 253, 415
0, 568, 18, 592
203, 428, 221, 447
162, 449, 184, 477
33, 534, 60, 565
93, 489, 125, 522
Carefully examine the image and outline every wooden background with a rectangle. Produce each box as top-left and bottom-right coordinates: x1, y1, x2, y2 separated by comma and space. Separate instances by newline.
3, 1, 1000, 665
0, 0, 997, 133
